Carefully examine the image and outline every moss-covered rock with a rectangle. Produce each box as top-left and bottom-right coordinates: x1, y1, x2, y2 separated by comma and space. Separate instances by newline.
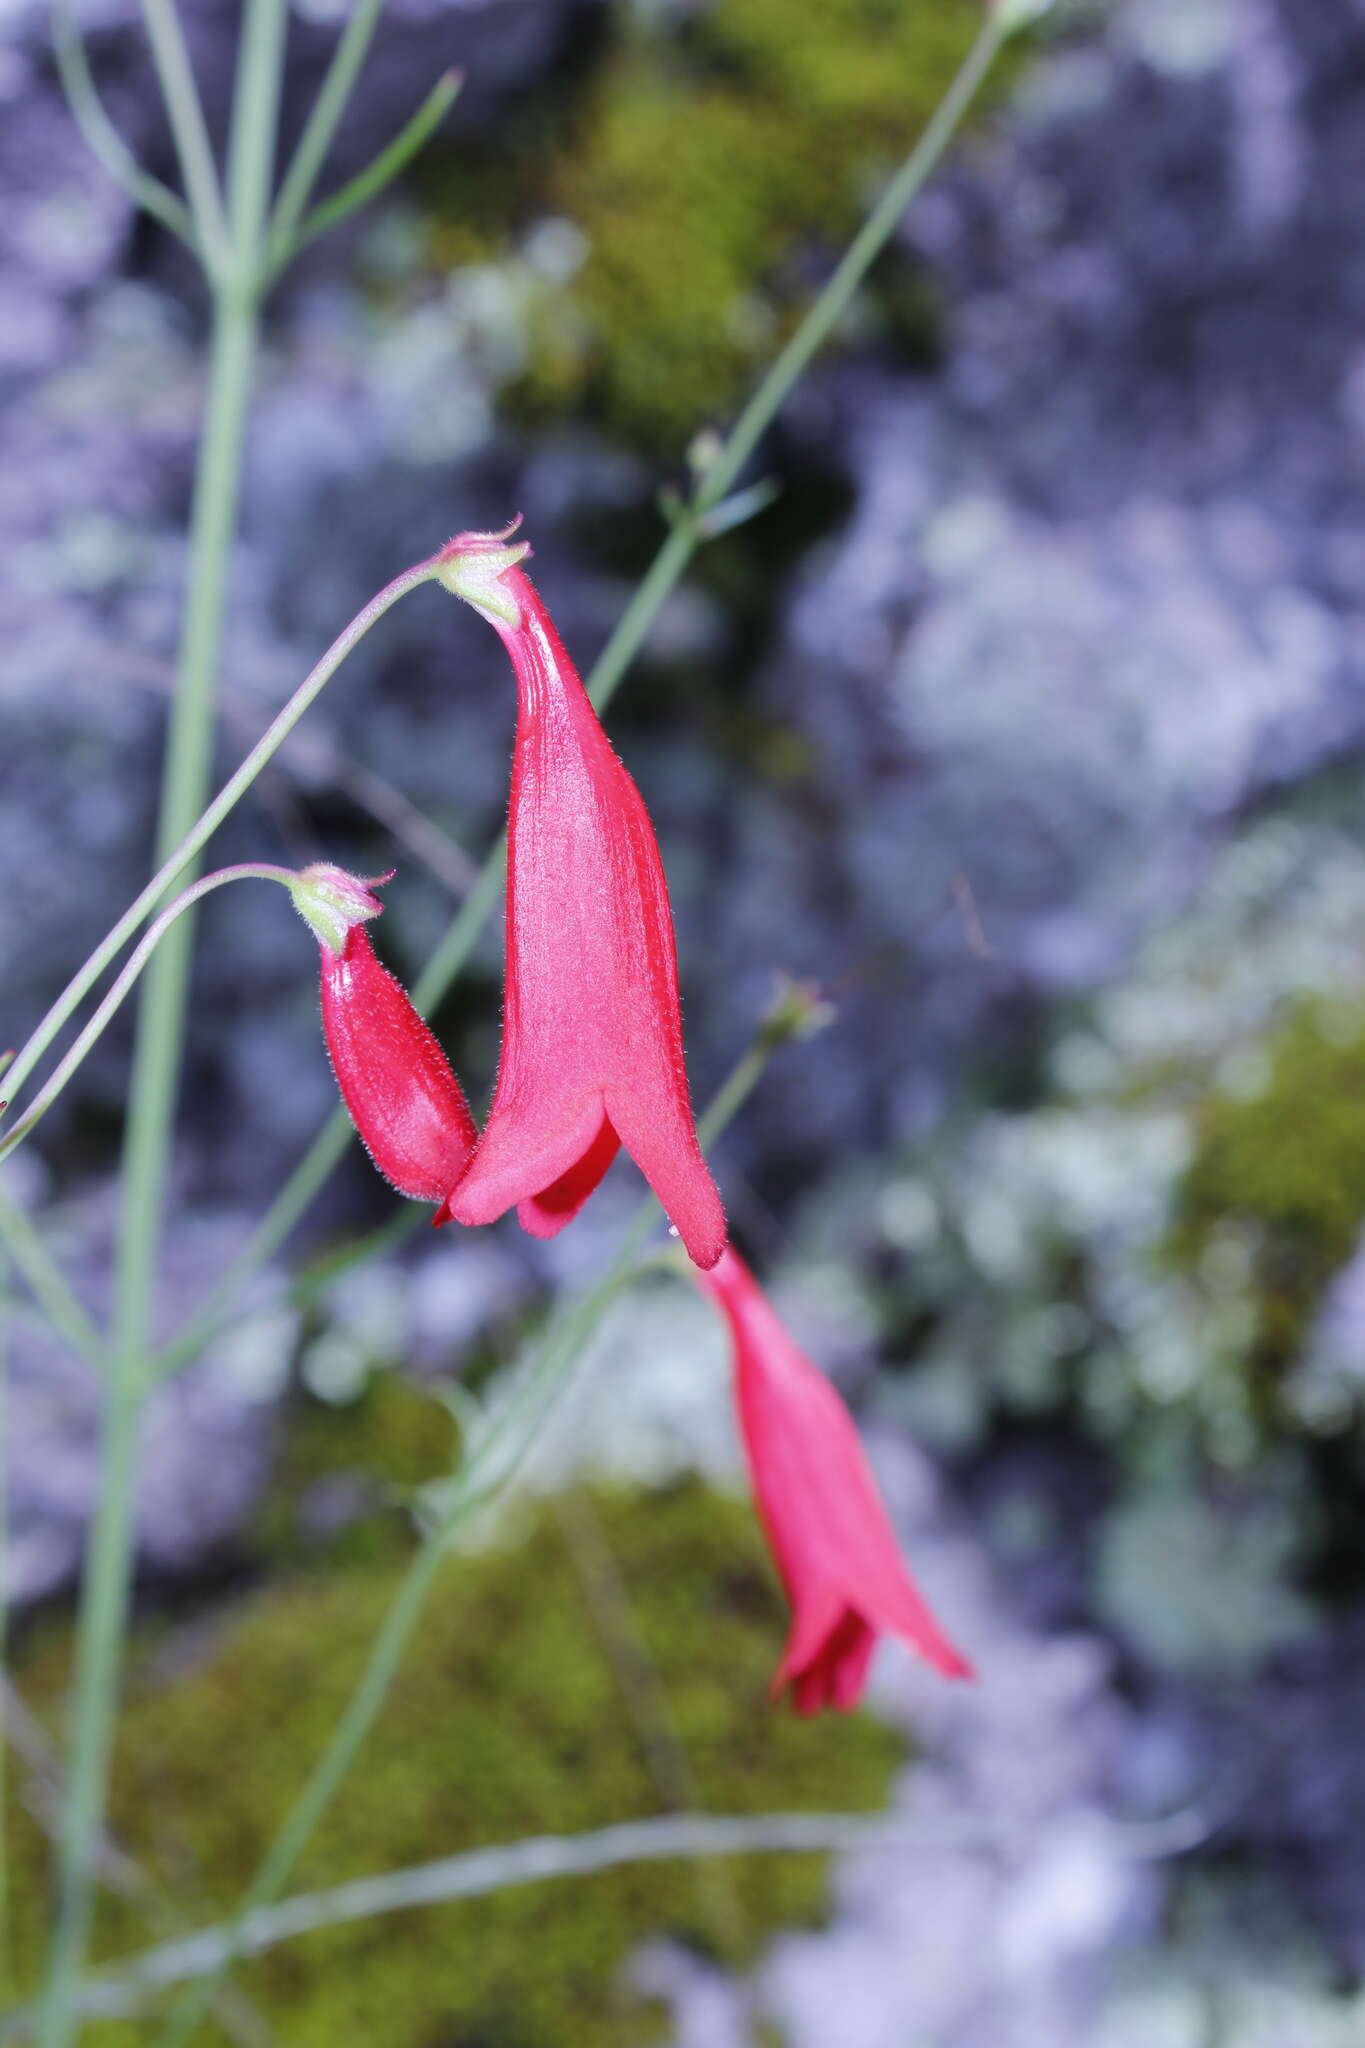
1170, 997, 1365, 1387
254, 1370, 460, 1569
10, 1481, 902, 2043
425, 0, 1002, 449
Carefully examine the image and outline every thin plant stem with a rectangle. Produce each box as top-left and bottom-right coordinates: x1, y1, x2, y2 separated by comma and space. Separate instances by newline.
157, 847, 497, 1374
166, 11, 1010, 1365
223, 0, 289, 295
691, 10, 1010, 517
138, 0, 230, 271
36, 5, 293, 2035
153, 1119, 356, 1379
0, 1683, 273, 2048
0, 869, 296, 1166
0, 1186, 102, 1367
151, 1034, 776, 2047
0, 1293, 94, 1355
554, 1491, 744, 1945
282, 71, 462, 265
0, 557, 438, 1116
155, 1204, 424, 1385
156, 1532, 448, 2048
0, 1792, 1215, 2032
155, 830, 496, 1376
266, 0, 386, 262
32, 1362, 141, 2048
52, 0, 198, 251
3, 1814, 1014, 2027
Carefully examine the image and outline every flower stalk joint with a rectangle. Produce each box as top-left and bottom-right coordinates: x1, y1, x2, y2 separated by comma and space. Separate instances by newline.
289, 861, 390, 956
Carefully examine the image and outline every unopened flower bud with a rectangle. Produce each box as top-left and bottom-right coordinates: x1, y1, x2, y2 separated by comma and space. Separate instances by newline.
292, 864, 477, 1205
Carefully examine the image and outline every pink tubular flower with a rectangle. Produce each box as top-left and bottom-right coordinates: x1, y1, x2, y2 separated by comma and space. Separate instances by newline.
698, 1248, 972, 1712
291, 864, 477, 1204
433, 525, 726, 1271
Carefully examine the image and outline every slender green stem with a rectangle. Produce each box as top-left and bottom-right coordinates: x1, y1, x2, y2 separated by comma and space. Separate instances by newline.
154, 1119, 354, 1381
108, 302, 258, 1275
0, 1290, 93, 1354
18, 1811, 989, 2026
33, 1364, 141, 2048
152, 1034, 774, 2047
280, 70, 463, 269
31, 0, 462, 2031
36, 5, 296, 2030
692, 10, 1009, 517
138, 0, 230, 272
0, 1186, 102, 1366
0, 870, 295, 1167
155, 1534, 445, 2048
696, 1038, 773, 1152
166, 14, 1008, 1362
156, 825, 498, 1377
155, 1201, 423, 1384
0, 556, 436, 1115
52, 0, 198, 250
266, 0, 386, 261
224, 0, 288, 294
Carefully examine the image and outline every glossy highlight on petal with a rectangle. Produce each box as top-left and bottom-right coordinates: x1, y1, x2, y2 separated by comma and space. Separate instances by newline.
698, 1248, 972, 1713
436, 531, 726, 1270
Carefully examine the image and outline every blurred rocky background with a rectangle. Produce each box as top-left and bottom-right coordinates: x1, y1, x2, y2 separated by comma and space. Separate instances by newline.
8, 0, 1365, 2038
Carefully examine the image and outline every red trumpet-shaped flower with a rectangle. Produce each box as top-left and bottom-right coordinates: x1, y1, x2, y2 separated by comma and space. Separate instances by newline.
291, 864, 477, 1203
698, 1249, 972, 1712
434, 525, 726, 1270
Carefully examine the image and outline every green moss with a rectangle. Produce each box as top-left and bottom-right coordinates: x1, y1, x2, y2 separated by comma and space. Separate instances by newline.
10, 1482, 902, 2042
423, 0, 1005, 449
540, 0, 993, 446
255, 1373, 458, 1568
1171, 997, 1365, 1379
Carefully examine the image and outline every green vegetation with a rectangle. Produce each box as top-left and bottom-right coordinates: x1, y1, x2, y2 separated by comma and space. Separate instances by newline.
426, 0, 997, 448
255, 1370, 460, 1568
1171, 997, 1365, 1382
9, 1476, 902, 2044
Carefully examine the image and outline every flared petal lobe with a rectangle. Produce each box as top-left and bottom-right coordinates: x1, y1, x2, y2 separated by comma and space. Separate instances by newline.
435, 530, 726, 1269
699, 1249, 971, 1712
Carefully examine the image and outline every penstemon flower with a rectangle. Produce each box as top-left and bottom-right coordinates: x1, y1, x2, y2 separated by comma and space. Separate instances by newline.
698, 1248, 972, 1712
434, 525, 726, 1270
291, 863, 477, 1203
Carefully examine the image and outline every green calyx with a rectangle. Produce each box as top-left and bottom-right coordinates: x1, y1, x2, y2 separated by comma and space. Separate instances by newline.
290, 862, 388, 955
434, 521, 532, 629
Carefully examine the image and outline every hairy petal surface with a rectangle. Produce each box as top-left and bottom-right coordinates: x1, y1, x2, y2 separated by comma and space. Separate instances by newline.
699, 1249, 972, 1712
437, 531, 725, 1269
319, 924, 477, 1204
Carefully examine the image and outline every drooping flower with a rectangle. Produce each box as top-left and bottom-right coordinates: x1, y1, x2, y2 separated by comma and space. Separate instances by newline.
697, 1248, 972, 1712
433, 525, 726, 1270
291, 863, 477, 1203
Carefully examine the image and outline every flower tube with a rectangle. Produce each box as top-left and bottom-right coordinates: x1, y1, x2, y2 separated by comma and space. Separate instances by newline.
435, 525, 726, 1270
698, 1248, 972, 1712
291, 864, 477, 1203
